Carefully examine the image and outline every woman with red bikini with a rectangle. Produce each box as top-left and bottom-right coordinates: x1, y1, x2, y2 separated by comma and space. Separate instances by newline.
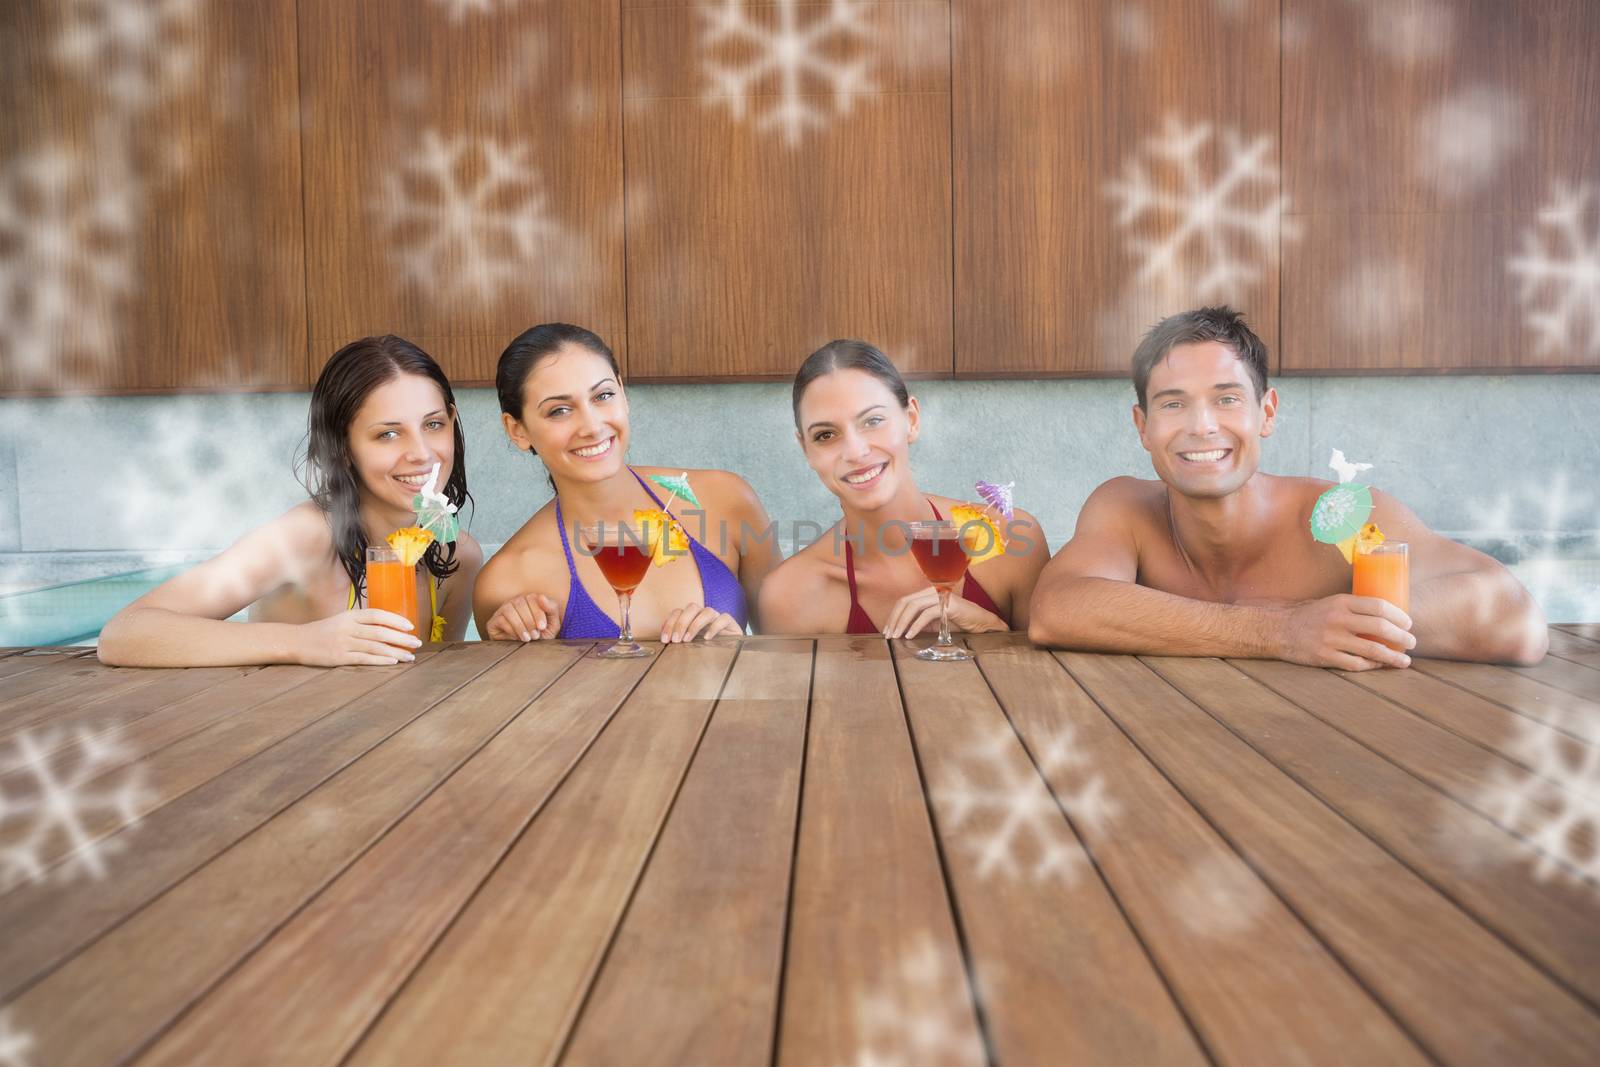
760, 340, 1049, 638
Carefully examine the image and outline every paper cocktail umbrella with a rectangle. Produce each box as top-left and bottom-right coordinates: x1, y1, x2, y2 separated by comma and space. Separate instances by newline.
975, 479, 1015, 521
410, 462, 460, 542
1311, 448, 1376, 563
648, 471, 700, 511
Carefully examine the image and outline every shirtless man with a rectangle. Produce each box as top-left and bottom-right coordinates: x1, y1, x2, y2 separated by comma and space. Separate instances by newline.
1028, 306, 1547, 669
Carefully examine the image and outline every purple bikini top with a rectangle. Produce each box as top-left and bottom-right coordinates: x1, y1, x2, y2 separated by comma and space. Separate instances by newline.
553, 469, 749, 639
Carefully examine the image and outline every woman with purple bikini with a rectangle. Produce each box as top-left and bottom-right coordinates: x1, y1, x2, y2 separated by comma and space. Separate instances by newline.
474, 323, 779, 643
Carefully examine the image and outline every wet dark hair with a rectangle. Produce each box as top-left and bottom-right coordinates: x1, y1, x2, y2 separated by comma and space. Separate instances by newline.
792, 339, 910, 428
495, 323, 621, 490
1131, 305, 1270, 410
300, 335, 469, 602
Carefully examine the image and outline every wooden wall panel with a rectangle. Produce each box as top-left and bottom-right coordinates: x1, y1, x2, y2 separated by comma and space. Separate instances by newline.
1282, 0, 1600, 373
297, 0, 625, 385
953, 0, 1283, 377
620, 0, 953, 380
0, 0, 307, 394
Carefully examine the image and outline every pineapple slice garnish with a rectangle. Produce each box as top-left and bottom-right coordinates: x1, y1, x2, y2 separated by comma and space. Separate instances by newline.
631, 508, 689, 567
385, 526, 436, 567
949, 504, 1007, 566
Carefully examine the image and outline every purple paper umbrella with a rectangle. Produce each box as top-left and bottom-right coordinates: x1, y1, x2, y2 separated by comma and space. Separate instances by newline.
975, 479, 1015, 520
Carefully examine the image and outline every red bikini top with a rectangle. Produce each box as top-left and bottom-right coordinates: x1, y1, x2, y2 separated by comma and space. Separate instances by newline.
843, 499, 1008, 635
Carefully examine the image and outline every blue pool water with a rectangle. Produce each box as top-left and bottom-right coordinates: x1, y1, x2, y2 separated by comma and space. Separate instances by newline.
1, 560, 1595, 648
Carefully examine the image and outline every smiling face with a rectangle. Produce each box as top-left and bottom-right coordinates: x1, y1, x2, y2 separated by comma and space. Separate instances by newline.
347, 372, 456, 516
1133, 341, 1278, 500
796, 367, 920, 510
502, 345, 628, 484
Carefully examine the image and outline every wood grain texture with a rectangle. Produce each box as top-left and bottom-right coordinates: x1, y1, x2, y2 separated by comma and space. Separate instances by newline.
1411, 658, 1600, 747
343, 641, 737, 1066
1556, 624, 1600, 641
622, 1, 952, 380
562, 638, 812, 1066
1281, 0, 1600, 372
1063, 651, 1600, 1067
128, 642, 599, 1067
970, 636, 1424, 1066
0, 644, 508, 1000
954, 0, 1282, 376
777, 637, 985, 1067
1546, 629, 1600, 670
1164, 657, 1600, 1011
0, 0, 307, 393
297, 0, 626, 385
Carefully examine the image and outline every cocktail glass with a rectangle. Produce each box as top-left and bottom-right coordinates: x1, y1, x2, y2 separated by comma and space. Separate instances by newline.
908, 520, 973, 662
580, 521, 656, 659
1353, 540, 1410, 652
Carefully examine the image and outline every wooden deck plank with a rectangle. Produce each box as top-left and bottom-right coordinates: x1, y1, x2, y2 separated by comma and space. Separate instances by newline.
969, 635, 1424, 1066
776, 638, 986, 1067
896, 639, 1214, 1066
77, 643, 597, 1067
1545, 630, 1600, 669
342, 641, 739, 1067
561, 639, 813, 1067
0, 655, 438, 895
1235, 660, 1597, 866
1555, 624, 1600, 641
1411, 659, 1600, 745
1164, 658, 1600, 1010
0, 643, 512, 1001
1347, 665, 1600, 791
0, 649, 72, 680
1511, 654, 1600, 700
1063, 652, 1600, 1067
0, 660, 162, 736
0, 666, 306, 791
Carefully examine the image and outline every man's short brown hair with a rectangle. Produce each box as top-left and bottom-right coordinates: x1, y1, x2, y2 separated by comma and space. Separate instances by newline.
1132, 306, 1270, 409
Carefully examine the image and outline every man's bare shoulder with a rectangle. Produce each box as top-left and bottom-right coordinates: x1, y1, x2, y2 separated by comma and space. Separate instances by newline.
1081, 476, 1167, 527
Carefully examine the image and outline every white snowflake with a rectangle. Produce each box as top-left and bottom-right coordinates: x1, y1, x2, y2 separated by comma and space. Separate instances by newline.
932, 725, 1115, 885
1416, 85, 1524, 200
0, 1011, 32, 1067
1508, 183, 1600, 360
1467, 471, 1600, 626
376, 129, 560, 305
698, 0, 876, 147
0, 727, 150, 893
845, 934, 984, 1067
430, 0, 522, 22
1479, 717, 1600, 889
53, 0, 202, 110
1356, 0, 1453, 65
1105, 115, 1293, 302
1168, 855, 1271, 938
0, 145, 137, 388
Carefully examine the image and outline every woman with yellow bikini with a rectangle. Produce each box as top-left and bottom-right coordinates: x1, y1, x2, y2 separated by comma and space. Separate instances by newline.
98, 336, 482, 667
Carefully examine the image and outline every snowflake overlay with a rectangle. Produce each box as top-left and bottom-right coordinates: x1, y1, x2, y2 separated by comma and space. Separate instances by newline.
699, 0, 876, 147
1416, 86, 1524, 200
0, 146, 137, 388
376, 129, 560, 305
845, 934, 984, 1067
430, 0, 522, 22
54, 0, 201, 111
1508, 183, 1600, 360
932, 725, 1116, 885
1106, 116, 1292, 302
1468, 471, 1600, 627
0, 728, 150, 892
0, 1011, 32, 1067
1479, 720, 1600, 889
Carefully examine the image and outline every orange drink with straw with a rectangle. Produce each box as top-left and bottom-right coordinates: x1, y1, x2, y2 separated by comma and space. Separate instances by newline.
1353, 540, 1409, 651
366, 545, 416, 628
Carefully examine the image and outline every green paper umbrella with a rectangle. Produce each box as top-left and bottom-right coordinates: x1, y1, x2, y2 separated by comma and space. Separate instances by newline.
413, 497, 460, 542
1310, 483, 1373, 544
649, 471, 700, 510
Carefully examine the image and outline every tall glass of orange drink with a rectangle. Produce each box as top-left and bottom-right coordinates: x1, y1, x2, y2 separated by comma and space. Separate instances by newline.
1352, 541, 1409, 652
365, 545, 417, 631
